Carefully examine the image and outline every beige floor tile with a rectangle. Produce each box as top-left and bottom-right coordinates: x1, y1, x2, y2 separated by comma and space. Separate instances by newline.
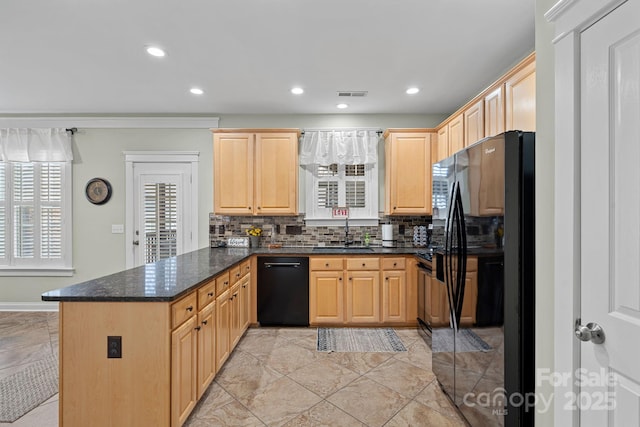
186, 401, 265, 427
193, 382, 236, 417
257, 342, 318, 375
239, 376, 322, 426
327, 376, 410, 427
392, 338, 433, 371
414, 381, 462, 420
0, 398, 58, 427
287, 358, 360, 398
281, 400, 366, 427
276, 327, 318, 342
215, 351, 283, 401
385, 400, 466, 427
321, 351, 394, 375
365, 357, 435, 399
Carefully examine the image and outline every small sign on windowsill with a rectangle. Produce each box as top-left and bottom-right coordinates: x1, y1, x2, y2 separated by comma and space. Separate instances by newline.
332, 207, 349, 218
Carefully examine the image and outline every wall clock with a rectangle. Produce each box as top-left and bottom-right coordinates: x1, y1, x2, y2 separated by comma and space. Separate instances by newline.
85, 178, 112, 205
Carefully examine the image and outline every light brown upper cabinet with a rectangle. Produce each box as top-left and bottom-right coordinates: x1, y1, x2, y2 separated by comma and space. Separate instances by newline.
448, 113, 464, 156
384, 129, 433, 215
464, 99, 484, 147
434, 126, 449, 163
213, 129, 299, 215
433, 53, 535, 166
484, 86, 505, 137
505, 60, 536, 132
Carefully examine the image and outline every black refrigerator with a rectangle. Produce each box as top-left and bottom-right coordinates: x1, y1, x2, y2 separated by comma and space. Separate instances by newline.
430, 131, 535, 426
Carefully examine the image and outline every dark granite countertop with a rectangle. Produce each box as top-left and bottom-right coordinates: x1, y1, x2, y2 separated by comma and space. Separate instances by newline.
42, 246, 423, 302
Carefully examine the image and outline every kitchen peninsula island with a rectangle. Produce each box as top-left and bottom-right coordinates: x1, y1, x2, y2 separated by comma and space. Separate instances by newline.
43, 245, 421, 427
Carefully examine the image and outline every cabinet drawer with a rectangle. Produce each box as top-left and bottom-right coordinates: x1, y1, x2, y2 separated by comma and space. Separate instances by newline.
240, 260, 251, 277
310, 257, 344, 271
197, 279, 217, 311
230, 265, 242, 284
171, 292, 197, 329
215, 271, 231, 297
346, 258, 380, 270
382, 257, 405, 270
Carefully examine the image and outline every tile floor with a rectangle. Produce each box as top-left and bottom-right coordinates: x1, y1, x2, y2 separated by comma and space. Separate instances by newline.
0, 312, 466, 427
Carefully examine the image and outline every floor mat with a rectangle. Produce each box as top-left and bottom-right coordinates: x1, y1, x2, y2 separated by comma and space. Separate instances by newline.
0, 355, 58, 422
317, 328, 407, 352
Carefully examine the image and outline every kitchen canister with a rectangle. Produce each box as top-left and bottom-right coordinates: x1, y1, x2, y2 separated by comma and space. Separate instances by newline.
382, 224, 395, 247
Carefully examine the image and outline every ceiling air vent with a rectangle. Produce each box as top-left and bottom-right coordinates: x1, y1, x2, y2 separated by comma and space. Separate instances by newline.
337, 91, 368, 97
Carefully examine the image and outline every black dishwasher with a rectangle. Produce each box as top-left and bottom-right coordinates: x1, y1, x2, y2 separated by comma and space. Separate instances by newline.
257, 257, 309, 326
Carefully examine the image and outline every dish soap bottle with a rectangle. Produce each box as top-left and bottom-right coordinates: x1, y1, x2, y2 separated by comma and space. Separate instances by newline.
364, 233, 370, 246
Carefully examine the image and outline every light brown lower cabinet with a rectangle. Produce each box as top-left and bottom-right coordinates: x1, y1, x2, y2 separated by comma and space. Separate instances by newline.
215, 288, 231, 370
346, 270, 380, 323
240, 273, 251, 331
309, 256, 415, 326
310, 270, 345, 324
196, 301, 216, 399
382, 270, 406, 323
171, 315, 198, 427
229, 282, 242, 349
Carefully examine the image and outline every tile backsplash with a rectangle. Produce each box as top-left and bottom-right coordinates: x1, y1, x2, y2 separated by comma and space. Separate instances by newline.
209, 214, 431, 248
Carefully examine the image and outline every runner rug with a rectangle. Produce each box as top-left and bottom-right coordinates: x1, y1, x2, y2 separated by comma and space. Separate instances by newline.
317, 327, 407, 352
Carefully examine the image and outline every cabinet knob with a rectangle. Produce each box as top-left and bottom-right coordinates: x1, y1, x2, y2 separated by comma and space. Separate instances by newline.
393, 262, 397, 267
208, 292, 214, 297
195, 326, 201, 331
385, 277, 389, 280
257, 206, 261, 210
230, 295, 234, 301
242, 284, 247, 288
362, 263, 366, 267
186, 306, 193, 312
236, 273, 240, 278
224, 281, 229, 285
339, 277, 342, 281
248, 207, 251, 210
325, 263, 329, 267
202, 320, 208, 325
349, 277, 352, 281
393, 206, 397, 210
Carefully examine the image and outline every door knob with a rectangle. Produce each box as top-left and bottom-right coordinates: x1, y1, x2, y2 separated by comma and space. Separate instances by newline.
133, 240, 139, 246
574, 321, 605, 344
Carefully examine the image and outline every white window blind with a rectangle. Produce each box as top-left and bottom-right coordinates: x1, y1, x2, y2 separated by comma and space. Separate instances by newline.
144, 182, 178, 263
305, 162, 378, 225
0, 161, 71, 273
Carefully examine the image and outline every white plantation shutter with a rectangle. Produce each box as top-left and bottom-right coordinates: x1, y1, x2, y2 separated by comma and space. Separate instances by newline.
305, 162, 378, 223
144, 182, 178, 263
0, 161, 71, 272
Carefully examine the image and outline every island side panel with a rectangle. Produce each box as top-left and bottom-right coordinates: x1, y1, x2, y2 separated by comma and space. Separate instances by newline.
60, 301, 171, 427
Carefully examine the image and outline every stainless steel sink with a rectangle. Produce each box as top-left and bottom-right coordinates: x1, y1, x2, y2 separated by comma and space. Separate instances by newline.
311, 246, 374, 253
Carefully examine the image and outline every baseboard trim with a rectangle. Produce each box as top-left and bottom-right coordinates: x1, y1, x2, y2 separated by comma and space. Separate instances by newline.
0, 302, 59, 311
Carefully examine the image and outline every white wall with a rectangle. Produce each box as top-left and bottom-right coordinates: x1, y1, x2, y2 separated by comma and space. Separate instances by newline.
0, 114, 444, 304
535, 0, 556, 425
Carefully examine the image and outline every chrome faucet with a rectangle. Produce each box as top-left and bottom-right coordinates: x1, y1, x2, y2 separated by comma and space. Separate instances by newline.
344, 216, 354, 246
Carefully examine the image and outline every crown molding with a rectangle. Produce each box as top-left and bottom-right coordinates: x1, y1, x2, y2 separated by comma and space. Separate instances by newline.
0, 116, 219, 129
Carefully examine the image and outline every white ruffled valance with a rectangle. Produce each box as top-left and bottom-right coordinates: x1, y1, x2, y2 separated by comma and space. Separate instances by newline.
299, 130, 379, 166
0, 128, 73, 162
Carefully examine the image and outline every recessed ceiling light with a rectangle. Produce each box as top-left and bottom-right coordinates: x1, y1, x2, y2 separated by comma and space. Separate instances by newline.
190, 88, 204, 95
146, 46, 166, 57
291, 87, 304, 95
406, 87, 420, 95
336, 103, 349, 109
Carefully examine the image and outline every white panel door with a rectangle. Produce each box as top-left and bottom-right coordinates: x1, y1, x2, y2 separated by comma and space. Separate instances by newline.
133, 163, 191, 266
580, 1, 640, 424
